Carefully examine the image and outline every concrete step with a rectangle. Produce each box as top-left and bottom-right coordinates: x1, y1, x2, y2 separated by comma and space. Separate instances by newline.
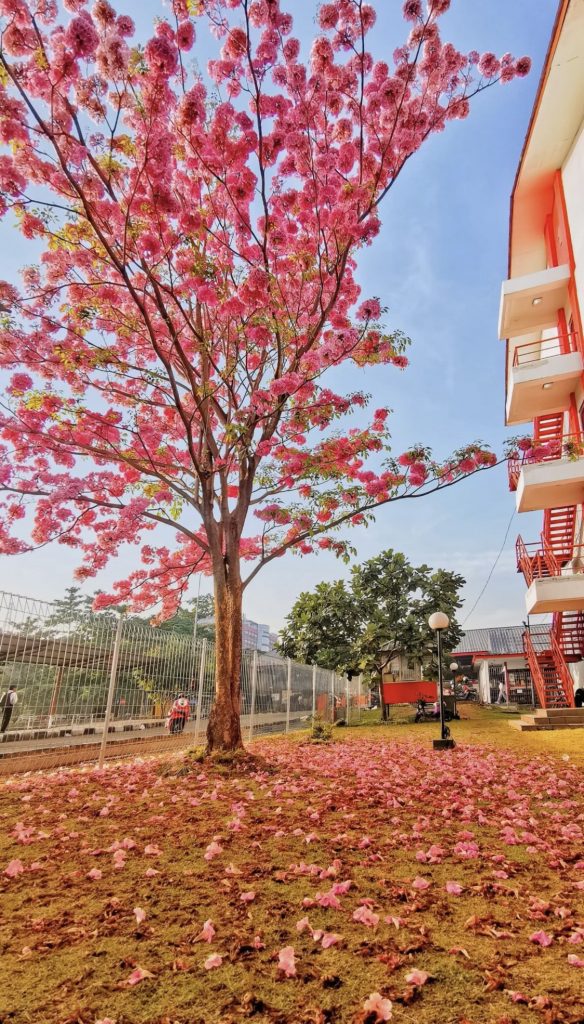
534, 708, 584, 718
509, 721, 540, 731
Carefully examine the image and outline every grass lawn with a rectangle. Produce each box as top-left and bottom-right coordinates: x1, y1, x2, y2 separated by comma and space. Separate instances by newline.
0, 705, 583, 1024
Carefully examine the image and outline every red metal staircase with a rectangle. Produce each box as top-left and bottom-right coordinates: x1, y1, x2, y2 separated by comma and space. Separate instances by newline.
543, 506, 576, 566
523, 628, 576, 709
534, 411, 564, 446
553, 610, 584, 661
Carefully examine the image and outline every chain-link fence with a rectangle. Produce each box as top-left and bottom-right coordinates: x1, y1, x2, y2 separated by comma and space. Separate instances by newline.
0, 590, 362, 774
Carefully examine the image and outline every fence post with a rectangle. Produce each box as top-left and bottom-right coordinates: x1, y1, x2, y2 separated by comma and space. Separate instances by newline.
286, 658, 291, 734
98, 614, 124, 769
248, 650, 258, 742
311, 664, 316, 719
330, 670, 335, 723
346, 675, 350, 726
194, 638, 208, 747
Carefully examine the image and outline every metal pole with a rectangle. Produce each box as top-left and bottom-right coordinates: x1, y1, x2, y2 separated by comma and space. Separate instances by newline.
98, 614, 124, 769
248, 650, 258, 742
192, 573, 202, 644
437, 629, 446, 741
286, 658, 291, 733
194, 638, 207, 746
311, 664, 316, 720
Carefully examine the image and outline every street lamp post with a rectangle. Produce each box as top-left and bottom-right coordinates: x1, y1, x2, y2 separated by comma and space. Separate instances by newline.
450, 660, 459, 718
429, 612, 455, 750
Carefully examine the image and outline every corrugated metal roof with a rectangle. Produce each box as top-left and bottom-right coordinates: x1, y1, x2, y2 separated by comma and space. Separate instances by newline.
452, 624, 550, 656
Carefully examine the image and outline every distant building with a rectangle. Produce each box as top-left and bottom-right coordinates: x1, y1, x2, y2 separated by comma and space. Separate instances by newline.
268, 632, 279, 652
452, 626, 551, 705
242, 615, 273, 652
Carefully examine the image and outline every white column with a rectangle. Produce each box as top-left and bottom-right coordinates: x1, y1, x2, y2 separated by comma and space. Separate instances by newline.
98, 614, 124, 769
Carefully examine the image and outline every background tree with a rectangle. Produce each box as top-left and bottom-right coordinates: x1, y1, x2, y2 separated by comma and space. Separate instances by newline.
0, 0, 527, 750
277, 580, 359, 670
278, 548, 464, 715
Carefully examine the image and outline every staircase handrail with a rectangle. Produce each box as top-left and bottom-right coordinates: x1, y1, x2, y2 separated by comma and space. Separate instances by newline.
523, 629, 546, 708
550, 631, 576, 708
540, 532, 560, 577
508, 456, 521, 492
516, 535, 534, 586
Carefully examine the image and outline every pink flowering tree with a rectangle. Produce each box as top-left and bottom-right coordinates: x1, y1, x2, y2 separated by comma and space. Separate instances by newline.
0, 0, 529, 750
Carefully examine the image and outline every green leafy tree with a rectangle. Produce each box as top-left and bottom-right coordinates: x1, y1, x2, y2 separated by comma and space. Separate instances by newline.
279, 550, 464, 714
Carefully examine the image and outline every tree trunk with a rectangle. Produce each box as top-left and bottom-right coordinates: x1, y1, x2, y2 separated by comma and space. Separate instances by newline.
206, 567, 244, 753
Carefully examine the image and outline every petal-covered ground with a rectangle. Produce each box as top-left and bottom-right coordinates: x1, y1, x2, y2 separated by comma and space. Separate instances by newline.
0, 710, 583, 1024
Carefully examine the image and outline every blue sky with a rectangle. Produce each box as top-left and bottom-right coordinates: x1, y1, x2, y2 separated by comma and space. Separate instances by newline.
0, 0, 558, 631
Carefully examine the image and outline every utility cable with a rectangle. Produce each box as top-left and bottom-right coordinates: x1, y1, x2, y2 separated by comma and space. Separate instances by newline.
462, 508, 516, 626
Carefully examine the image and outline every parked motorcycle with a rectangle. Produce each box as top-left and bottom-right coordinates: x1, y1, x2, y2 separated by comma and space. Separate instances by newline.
414, 698, 459, 723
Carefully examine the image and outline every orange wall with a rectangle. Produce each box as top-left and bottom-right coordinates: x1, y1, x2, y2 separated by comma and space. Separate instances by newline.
381, 680, 437, 704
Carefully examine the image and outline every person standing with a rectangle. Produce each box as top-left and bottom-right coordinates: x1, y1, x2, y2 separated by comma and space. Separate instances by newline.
0, 685, 18, 733
496, 679, 507, 705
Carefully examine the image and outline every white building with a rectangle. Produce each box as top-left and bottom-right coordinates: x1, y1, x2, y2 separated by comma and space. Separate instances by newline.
500, 0, 584, 709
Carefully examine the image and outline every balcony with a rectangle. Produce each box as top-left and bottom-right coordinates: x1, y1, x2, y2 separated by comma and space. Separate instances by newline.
498, 264, 571, 339
508, 434, 584, 512
506, 332, 582, 425
517, 537, 584, 614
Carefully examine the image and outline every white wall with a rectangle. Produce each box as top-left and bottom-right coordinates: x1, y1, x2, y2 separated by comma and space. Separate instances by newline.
563, 121, 584, 327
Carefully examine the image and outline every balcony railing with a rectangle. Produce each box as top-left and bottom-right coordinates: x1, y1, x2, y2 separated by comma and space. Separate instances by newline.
508, 432, 584, 491
512, 331, 579, 367
516, 535, 584, 585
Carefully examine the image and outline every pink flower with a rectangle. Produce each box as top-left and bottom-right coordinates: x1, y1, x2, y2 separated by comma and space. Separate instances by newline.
66, 16, 99, 57
352, 905, 379, 928
296, 916, 312, 933
177, 20, 195, 51
240, 891, 256, 903
4, 859, 25, 878
405, 969, 429, 986
515, 56, 532, 77
204, 953, 223, 970
445, 881, 464, 895
321, 932, 341, 948
567, 954, 584, 967
86, 868, 102, 881
195, 919, 215, 942
411, 876, 430, 890
143, 844, 162, 856
204, 841, 223, 861
125, 966, 154, 986
362, 992, 393, 1021
529, 930, 553, 947
145, 35, 178, 76
133, 907, 146, 925
277, 945, 296, 977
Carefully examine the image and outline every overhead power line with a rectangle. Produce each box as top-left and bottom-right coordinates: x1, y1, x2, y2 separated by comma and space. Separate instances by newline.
462, 509, 516, 627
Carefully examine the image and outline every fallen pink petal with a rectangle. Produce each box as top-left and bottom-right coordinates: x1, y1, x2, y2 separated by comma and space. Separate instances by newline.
362, 992, 393, 1021
204, 954, 223, 970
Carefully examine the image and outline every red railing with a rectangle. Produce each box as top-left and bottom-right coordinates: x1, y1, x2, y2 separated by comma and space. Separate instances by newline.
516, 535, 584, 584
512, 331, 579, 366
523, 629, 546, 708
550, 631, 576, 707
508, 431, 584, 491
